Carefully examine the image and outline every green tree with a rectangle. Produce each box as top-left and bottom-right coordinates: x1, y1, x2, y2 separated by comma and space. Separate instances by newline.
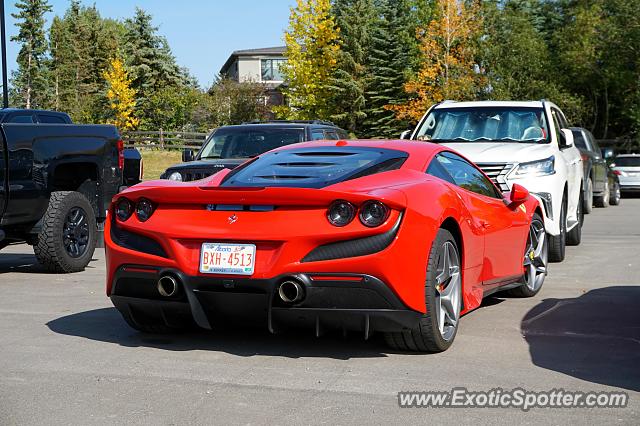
328, 0, 376, 134
123, 8, 189, 128
48, 1, 126, 121
276, 0, 341, 120
362, 0, 416, 137
11, 0, 52, 109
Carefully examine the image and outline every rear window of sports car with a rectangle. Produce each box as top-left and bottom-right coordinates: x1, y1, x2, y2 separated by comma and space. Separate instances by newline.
220, 147, 408, 188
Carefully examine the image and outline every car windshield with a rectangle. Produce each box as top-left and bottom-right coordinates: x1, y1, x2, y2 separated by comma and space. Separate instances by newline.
613, 157, 640, 167
221, 146, 408, 189
199, 127, 306, 159
415, 107, 550, 143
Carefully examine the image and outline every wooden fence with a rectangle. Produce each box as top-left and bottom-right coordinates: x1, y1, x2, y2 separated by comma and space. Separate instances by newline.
121, 129, 210, 150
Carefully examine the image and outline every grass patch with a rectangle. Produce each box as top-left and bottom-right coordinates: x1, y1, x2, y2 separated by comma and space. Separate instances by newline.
140, 149, 182, 180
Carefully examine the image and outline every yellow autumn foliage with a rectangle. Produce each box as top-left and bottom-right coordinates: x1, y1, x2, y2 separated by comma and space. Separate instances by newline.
275, 0, 341, 120
389, 0, 485, 122
104, 56, 139, 131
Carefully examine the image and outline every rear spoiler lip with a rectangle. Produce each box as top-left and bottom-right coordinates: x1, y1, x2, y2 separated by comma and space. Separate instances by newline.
113, 185, 408, 210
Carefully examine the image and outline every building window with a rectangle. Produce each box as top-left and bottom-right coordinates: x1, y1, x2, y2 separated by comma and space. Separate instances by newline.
261, 59, 286, 81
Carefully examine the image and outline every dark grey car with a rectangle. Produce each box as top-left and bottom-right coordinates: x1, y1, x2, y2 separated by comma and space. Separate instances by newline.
570, 127, 621, 211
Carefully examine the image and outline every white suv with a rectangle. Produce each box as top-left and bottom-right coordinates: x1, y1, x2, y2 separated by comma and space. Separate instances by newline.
407, 100, 584, 262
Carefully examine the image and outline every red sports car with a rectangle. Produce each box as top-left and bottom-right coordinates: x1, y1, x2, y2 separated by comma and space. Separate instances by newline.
105, 140, 548, 352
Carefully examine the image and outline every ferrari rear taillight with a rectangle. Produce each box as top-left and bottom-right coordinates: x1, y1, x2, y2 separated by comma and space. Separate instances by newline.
115, 197, 155, 222
359, 200, 390, 227
327, 200, 390, 227
327, 200, 356, 227
117, 139, 124, 170
135, 198, 155, 222
115, 198, 133, 221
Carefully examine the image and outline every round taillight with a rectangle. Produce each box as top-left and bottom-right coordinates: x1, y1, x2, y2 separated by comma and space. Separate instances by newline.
327, 200, 356, 227
359, 201, 389, 227
135, 198, 155, 222
115, 198, 133, 221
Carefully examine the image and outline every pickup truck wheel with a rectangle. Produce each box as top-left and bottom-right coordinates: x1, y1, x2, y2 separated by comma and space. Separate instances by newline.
594, 181, 610, 208
548, 197, 566, 262
34, 191, 97, 273
583, 178, 594, 214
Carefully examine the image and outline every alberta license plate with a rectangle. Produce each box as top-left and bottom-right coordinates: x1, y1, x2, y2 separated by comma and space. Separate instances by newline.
199, 243, 256, 275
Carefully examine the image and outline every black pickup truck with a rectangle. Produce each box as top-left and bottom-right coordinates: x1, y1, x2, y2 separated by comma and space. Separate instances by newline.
0, 108, 124, 272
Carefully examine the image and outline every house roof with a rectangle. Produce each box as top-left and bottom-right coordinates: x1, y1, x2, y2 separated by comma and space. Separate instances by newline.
220, 46, 286, 75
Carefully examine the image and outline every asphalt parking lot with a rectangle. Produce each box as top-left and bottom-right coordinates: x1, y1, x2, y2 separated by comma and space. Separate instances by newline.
1, 200, 639, 425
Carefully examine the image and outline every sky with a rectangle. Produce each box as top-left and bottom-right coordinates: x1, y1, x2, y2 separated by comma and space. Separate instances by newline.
4, 0, 295, 88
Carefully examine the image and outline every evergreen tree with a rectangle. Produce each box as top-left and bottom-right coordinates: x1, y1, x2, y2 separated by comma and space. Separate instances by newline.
275, 0, 341, 120
11, 0, 52, 109
362, 0, 415, 137
123, 8, 188, 128
124, 9, 185, 97
328, 0, 376, 134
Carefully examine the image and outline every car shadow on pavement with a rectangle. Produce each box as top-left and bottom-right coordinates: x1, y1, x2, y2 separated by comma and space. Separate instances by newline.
0, 252, 99, 274
46, 307, 392, 359
521, 286, 640, 392
0, 253, 47, 273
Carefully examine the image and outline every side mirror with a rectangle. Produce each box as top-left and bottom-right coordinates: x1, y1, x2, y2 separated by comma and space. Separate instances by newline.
559, 129, 574, 148
182, 149, 195, 162
400, 130, 412, 140
508, 183, 530, 207
602, 148, 614, 159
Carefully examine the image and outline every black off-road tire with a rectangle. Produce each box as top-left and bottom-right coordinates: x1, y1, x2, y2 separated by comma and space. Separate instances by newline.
384, 229, 461, 353
33, 191, 97, 273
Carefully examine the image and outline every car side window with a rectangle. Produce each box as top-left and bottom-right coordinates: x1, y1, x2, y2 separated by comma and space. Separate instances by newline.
8, 114, 35, 123
38, 114, 66, 124
426, 156, 456, 185
435, 152, 502, 199
324, 130, 339, 140
311, 130, 325, 140
337, 130, 349, 139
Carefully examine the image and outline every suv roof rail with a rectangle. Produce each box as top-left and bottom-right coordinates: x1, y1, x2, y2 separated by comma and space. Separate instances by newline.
241, 119, 337, 126
440, 100, 457, 104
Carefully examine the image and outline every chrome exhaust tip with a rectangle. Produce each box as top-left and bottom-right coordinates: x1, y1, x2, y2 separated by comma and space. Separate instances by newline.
278, 279, 305, 304
157, 275, 179, 297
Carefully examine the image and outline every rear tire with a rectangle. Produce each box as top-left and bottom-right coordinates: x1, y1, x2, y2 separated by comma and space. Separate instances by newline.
583, 178, 594, 214
508, 213, 548, 298
34, 191, 97, 273
609, 181, 621, 206
594, 181, 610, 208
566, 189, 583, 246
548, 196, 566, 262
384, 229, 461, 353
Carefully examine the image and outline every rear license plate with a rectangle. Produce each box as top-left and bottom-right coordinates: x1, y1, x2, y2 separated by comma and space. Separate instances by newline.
199, 243, 256, 275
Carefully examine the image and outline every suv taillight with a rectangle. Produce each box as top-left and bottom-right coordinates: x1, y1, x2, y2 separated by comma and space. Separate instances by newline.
117, 139, 124, 170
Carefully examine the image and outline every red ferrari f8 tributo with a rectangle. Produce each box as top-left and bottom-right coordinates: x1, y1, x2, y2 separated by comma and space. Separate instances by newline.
105, 140, 547, 352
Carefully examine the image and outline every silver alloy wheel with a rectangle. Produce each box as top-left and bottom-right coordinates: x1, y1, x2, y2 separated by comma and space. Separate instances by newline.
524, 219, 548, 291
435, 241, 461, 341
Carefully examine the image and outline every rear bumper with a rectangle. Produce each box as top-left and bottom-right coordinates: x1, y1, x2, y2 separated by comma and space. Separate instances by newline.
110, 266, 422, 335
